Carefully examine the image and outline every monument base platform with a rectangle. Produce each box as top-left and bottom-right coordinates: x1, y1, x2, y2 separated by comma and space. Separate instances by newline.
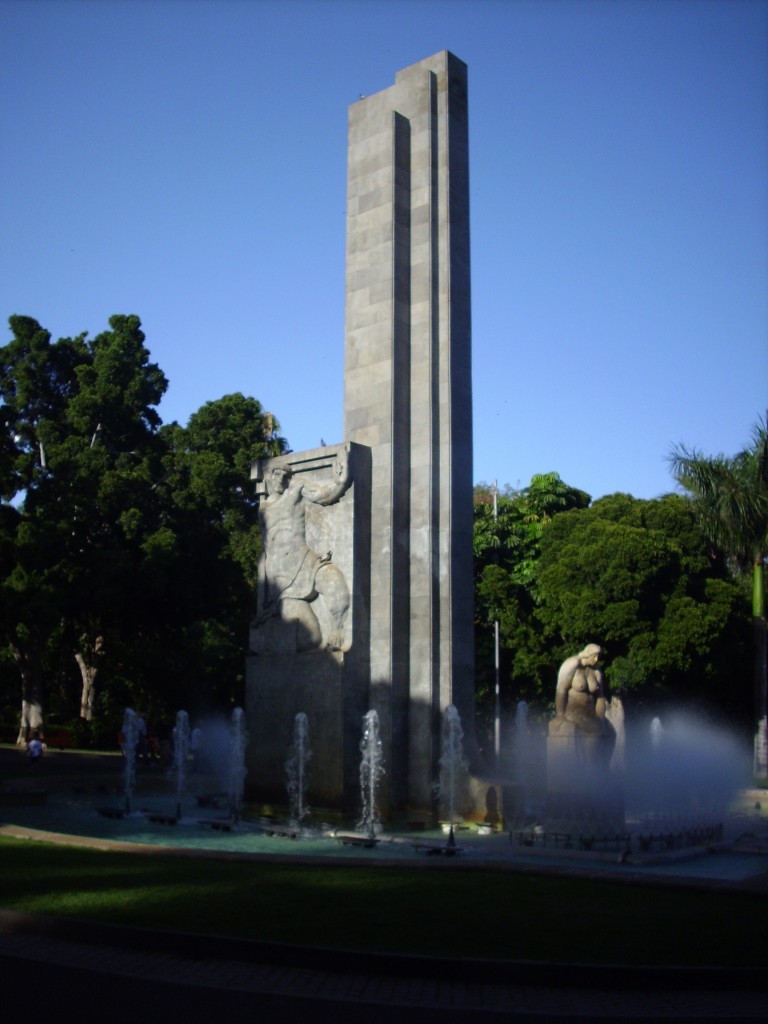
245, 650, 362, 813
545, 730, 625, 834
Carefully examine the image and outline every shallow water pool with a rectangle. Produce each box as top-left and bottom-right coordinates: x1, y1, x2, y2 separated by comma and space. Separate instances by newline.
3, 791, 767, 885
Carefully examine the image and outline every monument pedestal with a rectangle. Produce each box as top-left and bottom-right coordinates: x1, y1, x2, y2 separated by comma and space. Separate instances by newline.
545, 727, 624, 834
245, 442, 370, 815
245, 650, 364, 812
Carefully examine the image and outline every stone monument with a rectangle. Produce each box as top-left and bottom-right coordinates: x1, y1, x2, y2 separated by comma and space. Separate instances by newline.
246, 443, 371, 809
246, 52, 478, 819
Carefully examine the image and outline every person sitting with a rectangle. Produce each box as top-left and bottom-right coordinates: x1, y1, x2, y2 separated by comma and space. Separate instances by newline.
27, 731, 43, 763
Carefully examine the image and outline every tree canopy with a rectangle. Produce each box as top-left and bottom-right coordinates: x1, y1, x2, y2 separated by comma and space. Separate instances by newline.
0, 315, 286, 741
473, 479, 751, 737
668, 415, 768, 776
0, 313, 756, 764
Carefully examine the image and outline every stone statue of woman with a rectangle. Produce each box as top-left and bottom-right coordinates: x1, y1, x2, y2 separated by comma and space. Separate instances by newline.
550, 644, 613, 766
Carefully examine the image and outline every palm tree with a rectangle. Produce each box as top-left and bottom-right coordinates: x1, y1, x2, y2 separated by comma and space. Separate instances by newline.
669, 415, 768, 778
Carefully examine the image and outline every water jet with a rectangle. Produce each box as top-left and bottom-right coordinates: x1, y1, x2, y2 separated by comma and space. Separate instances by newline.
286, 712, 311, 827
356, 709, 384, 842
227, 707, 248, 823
436, 705, 467, 854
172, 710, 190, 821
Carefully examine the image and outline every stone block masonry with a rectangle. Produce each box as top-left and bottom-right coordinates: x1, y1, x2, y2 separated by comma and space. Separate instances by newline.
344, 52, 476, 816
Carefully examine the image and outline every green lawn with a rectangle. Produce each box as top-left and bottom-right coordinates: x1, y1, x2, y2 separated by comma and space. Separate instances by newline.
0, 836, 764, 966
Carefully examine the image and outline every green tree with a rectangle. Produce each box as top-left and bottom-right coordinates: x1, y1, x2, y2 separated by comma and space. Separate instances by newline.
61, 314, 168, 720
535, 493, 749, 715
669, 416, 768, 777
0, 503, 61, 738
163, 394, 285, 584
154, 393, 286, 711
473, 473, 590, 731
0, 315, 168, 737
0, 315, 290, 740
1, 316, 86, 736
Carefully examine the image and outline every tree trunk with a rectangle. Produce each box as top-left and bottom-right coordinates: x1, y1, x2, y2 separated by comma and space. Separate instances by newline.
752, 560, 767, 779
11, 643, 44, 745
75, 636, 104, 721
75, 652, 98, 721
753, 614, 767, 779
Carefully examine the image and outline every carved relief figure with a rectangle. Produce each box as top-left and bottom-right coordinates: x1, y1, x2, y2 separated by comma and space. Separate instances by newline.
254, 451, 351, 651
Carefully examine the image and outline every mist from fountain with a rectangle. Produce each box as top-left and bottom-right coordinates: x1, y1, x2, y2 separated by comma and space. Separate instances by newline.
624, 712, 751, 829
227, 707, 248, 823
357, 709, 384, 838
513, 700, 530, 822
122, 708, 138, 814
286, 712, 311, 826
172, 710, 190, 820
525, 702, 753, 852
650, 716, 664, 748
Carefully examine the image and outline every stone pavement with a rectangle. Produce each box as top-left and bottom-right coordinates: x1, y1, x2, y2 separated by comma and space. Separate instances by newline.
0, 907, 765, 1022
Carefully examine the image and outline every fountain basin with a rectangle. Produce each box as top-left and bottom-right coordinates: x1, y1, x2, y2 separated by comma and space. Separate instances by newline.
1, 790, 767, 886
199, 819, 235, 832
336, 831, 379, 848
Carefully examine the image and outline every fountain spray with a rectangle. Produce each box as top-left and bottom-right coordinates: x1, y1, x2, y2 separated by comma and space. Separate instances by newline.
173, 710, 190, 821
122, 708, 138, 814
286, 712, 311, 826
438, 704, 468, 849
358, 709, 385, 839
228, 707, 248, 823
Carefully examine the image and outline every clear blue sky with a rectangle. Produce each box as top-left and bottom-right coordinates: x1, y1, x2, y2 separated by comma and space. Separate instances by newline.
2, 0, 766, 501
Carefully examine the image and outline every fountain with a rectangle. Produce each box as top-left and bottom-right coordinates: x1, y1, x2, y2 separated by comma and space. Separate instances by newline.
286, 712, 311, 827
510, 642, 754, 855
122, 707, 138, 814
3, 695, 764, 884
172, 710, 190, 821
436, 704, 468, 851
356, 709, 384, 842
512, 702, 752, 856
98, 707, 140, 819
3, 647, 759, 874
227, 707, 248, 823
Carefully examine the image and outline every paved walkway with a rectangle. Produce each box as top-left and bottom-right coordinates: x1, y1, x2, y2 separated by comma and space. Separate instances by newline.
1, 908, 765, 1022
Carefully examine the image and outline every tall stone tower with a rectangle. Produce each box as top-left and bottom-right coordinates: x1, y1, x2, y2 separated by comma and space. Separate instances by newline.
344, 51, 475, 815
246, 52, 477, 821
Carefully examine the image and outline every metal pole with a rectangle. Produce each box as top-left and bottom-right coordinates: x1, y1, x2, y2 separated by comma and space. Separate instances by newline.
492, 480, 501, 767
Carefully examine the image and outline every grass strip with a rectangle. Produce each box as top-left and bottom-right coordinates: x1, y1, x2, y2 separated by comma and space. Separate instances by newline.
0, 836, 763, 966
